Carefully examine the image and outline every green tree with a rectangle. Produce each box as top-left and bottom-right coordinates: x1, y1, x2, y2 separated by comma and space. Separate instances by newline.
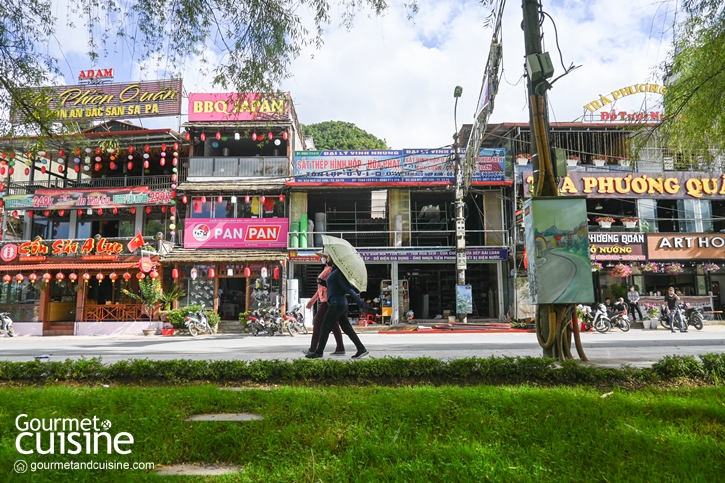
301, 121, 388, 150
660, 1, 725, 156
0, 0, 410, 137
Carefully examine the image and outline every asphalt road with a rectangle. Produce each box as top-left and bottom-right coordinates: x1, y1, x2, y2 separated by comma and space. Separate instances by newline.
2, 326, 724, 367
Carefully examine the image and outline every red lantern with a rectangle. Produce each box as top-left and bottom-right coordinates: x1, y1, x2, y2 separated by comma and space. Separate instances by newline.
244, 267, 251, 278
170, 206, 176, 214
68, 273, 78, 282
77, 209, 83, 216
96, 273, 104, 281
74, 166, 80, 173
251, 132, 258, 141
2, 274, 11, 284
159, 158, 165, 166
11, 210, 17, 218
143, 160, 149, 169
136, 272, 145, 280
216, 132, 221, 140
15, 273, 24, 282
161, 206, 167, 213
97, 208, 103, 215
171, 268, 179, 279
128, 146, 135, 153
58, 166, 64, 173
182, 195, 188, 204
145, 206, 152, 214
273, 267, 280, 280
144, 144, 150, 153
43, 210, 50, 217
112, 207, 118, 215
279, 194, 285, 202
27, 211, 33, 217
82, 273, 91, 283
24, 167, 29, 176
171, 174, 177, 182
29, 273, 38, 284
149, 270, 159, 279
59, 149, 65, 157
109, 272, 118, 282
9, 167, 14, 175
161, 143, 167, 151
208, 268, 215, 278
109, 162, 116, 170
127, 162, 134, 170
130, 207, 136, 215
59, 210, 65, 217
217, 195, 223, 203
267, 132, 273, 140
172, 158, 178, 167
185, 132, 191, 141
200, 133, 206, 141
123, 272, 132, 281
95, 147, 101, 155
42, 166, 47, 174
244, 195, 250, 203
93, 163, 100, 171
173, 142, 179, 151
282, 131, 288, 141
260, 196, 265, 203
42, 272, 52, 282
56, 272, 65, 281
201, 196, 207, 204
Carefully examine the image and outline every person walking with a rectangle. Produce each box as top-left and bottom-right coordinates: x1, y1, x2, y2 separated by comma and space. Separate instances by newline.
305, 254, 369, 359
627, 286, 643, 321
664, 286, 686, 333
302, 257, 346, 356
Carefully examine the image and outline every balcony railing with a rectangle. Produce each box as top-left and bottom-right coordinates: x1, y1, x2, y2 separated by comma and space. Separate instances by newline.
187, 156, 289, 179
289, 229, 508, 249
9, 175, 173, 195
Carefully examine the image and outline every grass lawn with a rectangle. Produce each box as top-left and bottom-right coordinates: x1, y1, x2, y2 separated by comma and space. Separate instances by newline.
1, 384, 723, 482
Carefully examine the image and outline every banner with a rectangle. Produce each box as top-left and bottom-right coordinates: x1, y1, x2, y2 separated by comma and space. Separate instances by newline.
647, 233, 725, 260
292, 148, 507, 185
3, 187, 173, 210
188, 93, 291, 122
0, 236, 148, 263
523, 170, 725, 199
11, 79, 182, 122
588, 232, 647, 261
184, 218, 289, 248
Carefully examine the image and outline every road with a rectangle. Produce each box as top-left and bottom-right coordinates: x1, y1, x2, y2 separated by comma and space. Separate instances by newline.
2, 326, 724, 367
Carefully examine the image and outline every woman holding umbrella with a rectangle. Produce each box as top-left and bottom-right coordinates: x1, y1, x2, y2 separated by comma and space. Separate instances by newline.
305, 236, 370, 359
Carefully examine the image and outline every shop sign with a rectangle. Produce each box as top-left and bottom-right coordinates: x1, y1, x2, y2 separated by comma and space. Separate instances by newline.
647, 233, 725, 260
588, 232, 646, 261
11, 79, 182, 122
187, 92, 290, 122
523, 171, 725, 200
291, 148, 507, 185
583, 82, 665, 122
78, 68, 114, 85
358, 248, 508, 263
139, 257, 154, 273
288, 251, 321, 263
0, 244, 17, 262
0, 236, 140, 262
3, 186, 173, 210
184, 218, 289, 249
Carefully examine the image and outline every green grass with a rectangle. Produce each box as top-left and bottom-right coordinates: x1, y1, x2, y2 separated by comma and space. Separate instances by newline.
1, 384, 724, 482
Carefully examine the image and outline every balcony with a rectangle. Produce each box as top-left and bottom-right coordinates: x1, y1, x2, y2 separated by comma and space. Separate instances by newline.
186, 156, 289, 179
9, 175, 173, 195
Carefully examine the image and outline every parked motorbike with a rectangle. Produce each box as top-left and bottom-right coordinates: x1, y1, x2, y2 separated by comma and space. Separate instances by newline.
682, 303, 704, 330
0, 312, 15, 337
608, 309, 631, 332
579, 303, 611, 333
659, 303, 689, 331
246, 309, 268, 336
264, 307, 284, 336
184, 305, 212, 337
284, 305, 308, 336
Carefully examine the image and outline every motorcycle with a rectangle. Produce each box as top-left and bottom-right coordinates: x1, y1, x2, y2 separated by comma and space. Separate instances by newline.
608, 309, 631, 332
284, 305, 308, 337
246, 309, 268, 336
579, 303, 611, 333
659, 303, 689, 331
184, 305, 212, 337
682, 303, 704, 330
0, 312, 15, 337
264, 307, 284, 336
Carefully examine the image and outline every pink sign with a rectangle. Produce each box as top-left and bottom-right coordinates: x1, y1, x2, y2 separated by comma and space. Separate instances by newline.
184, 218, 289, 249
187, 93, 291, 122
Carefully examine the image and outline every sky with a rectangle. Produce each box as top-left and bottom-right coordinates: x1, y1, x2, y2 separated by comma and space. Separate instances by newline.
44, 0, 677, 150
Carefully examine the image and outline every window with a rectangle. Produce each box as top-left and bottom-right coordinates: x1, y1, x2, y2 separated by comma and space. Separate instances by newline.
371, 190, 388, 219
637, 199, 658, 233
677, 199, 713, 233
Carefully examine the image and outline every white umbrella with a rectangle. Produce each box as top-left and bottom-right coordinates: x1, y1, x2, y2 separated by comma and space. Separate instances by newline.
321, 235, 368, 292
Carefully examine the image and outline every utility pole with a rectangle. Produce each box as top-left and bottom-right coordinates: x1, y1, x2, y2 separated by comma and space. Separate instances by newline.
453, 85, 468, 323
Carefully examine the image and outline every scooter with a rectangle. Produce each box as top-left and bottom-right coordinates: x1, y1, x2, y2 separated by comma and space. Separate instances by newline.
284, 305, 308, 337
184, 305, 212, 337
682, 303, 704, 330
580, 303, 611, 333
608, 309, 631, 332
0, 312, 15, 337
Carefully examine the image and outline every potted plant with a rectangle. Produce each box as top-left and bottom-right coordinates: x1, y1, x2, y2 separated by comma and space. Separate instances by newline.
122, 277, 163, 320
610, 263, 632, 278
592, 158, 607, 166
619, 157, 631, 167
639, 261, 659, 273
595, 216, 615, 228
621, 217, 638, 228
566, 155, 580, 167
702, 263, 720, 273
158, 285, 187, 321
643, 303, 661, 330
591, 261, 603, 272
665, 263, 684, 275
516, 154, 531, 165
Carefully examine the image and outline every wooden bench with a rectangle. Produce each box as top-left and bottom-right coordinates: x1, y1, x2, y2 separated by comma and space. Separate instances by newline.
704, 310, 723, 320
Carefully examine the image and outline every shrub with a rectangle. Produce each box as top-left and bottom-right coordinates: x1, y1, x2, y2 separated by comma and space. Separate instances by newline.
652, 355, 705, 379
165, 305, 203, 329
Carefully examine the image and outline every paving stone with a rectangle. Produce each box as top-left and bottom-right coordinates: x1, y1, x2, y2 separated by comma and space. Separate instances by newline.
185, 413, 263, 421
154, 463, 243, 476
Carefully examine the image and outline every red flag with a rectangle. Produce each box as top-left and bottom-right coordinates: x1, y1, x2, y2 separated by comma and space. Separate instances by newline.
127, 230, 145, 253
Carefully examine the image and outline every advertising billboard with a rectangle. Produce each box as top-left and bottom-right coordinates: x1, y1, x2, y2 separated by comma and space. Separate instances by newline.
184, 218, 289, 249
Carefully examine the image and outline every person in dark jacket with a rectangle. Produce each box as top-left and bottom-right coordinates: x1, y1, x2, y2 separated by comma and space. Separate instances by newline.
305, 255, 369, 359
302, 257, 346, 356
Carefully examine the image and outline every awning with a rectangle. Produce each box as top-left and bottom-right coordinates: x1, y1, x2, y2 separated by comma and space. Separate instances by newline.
160, 248, 287, 263
0, 261, 142, 271
178, 180, 288, 192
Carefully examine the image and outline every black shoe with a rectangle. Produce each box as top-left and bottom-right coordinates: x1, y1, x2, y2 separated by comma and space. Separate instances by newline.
301, 350, 313, 356
351, 350, 369, 359
305, 352, 323, 359
330, 350, 346, 356
682, 330, 688, 333
671, 330, 676, 333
